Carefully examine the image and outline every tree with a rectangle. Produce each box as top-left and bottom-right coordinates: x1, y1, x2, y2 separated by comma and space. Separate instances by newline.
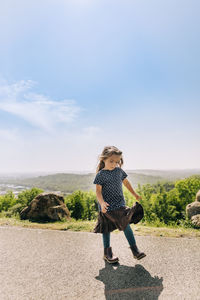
0, 191, 16, 212
17, 187, 44, 207
175, 176, 200, 210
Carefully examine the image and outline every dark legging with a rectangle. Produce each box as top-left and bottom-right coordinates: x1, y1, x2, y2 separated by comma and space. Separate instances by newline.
102, 223, 136, 248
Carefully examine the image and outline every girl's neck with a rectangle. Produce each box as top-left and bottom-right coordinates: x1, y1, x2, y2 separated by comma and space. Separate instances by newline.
102, 167, 116, 171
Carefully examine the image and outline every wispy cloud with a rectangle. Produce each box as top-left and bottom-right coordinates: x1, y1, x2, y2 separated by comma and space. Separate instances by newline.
0, 80, 81, 132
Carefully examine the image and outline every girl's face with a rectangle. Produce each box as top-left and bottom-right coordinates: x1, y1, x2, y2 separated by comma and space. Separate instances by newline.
103, 154, 121, 170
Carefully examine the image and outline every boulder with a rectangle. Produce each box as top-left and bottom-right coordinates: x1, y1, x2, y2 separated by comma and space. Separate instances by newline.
196, 190, 200, 202
191, 214, 200, 227
186, 201, 200, 219
20, 192, 71, 221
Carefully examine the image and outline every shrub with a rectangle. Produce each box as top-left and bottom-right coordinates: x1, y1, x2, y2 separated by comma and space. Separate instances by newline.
65, 190, 98, 220
175, 175, 200, 210
136, 176, 200, 225
17, 187, 44, 208
65, 190, 85, 220
0, 191, 16, 212
3, 203, 25, 217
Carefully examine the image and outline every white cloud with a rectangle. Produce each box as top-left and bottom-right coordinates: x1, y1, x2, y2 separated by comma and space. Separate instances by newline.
0, 79, 106, 172
0, 80, 81, 132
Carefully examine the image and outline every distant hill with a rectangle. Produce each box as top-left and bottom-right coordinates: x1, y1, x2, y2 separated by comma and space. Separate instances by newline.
1, 169, 200, 194
128, 169, 200, 181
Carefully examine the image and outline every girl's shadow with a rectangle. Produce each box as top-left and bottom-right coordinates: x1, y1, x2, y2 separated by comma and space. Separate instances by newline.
95, 262, 163, 300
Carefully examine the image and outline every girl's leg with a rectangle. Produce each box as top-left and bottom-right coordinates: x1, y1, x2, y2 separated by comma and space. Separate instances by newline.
123, 224, 136, 247
102, 232, 110, 248
124, 224, 146, 259
102, 232, 119, 263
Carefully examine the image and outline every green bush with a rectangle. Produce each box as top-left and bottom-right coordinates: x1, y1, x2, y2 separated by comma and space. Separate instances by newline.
82, 190, 98, 220
0, 191, 16, 212
17, 187, 44, 208
136, 175, 200, 225
65, 190, 85, 220
65, 190, 98, 220
3, 203, 25, 217
1, 175, 199, 228
0, 188, 43, 217
123, 188, 135, 207
175, 175, 200, 210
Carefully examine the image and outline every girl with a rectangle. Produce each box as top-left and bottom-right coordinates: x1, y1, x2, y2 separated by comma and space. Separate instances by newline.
93, 145, 146, 263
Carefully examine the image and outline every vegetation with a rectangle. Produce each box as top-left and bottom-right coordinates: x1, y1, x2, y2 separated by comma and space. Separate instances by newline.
0, 216, 199, 238
0, 187, 43, 217
137, 175, 200, 227
0, 175, 200, 233
2, 169, 200, 194
65, 190, 98, 220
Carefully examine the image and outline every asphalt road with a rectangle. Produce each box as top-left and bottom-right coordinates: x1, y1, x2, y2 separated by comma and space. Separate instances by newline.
0, 226, 199, 300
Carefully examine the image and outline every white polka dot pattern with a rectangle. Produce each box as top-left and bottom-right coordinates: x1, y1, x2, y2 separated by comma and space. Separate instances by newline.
93, 167, 128, 212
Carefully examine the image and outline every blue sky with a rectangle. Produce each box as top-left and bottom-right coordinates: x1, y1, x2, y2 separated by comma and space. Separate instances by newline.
0, 0, 200, 172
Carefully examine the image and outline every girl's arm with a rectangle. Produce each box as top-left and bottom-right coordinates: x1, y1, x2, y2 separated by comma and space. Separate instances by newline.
122, 178, 142, 201
96, 184, 110, 213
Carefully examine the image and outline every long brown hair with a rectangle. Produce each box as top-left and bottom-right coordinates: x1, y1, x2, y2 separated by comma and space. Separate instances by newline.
96, 146, 124, 173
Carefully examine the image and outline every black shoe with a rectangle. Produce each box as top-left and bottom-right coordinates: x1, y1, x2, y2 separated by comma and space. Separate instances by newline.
130, 244, 146, 260
103, 247, 119, 263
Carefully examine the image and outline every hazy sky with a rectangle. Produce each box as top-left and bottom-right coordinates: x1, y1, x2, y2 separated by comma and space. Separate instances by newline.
0, 0, 200, 173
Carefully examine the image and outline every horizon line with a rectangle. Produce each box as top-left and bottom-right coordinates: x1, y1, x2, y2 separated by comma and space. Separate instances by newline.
0, 167, 200, 175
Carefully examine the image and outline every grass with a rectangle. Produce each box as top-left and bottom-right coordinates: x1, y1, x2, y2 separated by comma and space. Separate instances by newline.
0, 215, 199, 239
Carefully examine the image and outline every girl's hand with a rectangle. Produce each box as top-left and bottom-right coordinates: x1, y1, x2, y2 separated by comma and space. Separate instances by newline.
101, 201, 110, 213
135, 194, 142, 201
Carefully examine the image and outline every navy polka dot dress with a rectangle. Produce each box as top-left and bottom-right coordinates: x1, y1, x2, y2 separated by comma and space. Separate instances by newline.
93, 167, 128, 212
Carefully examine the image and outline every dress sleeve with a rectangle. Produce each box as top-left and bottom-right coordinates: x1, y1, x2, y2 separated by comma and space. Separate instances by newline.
93, 172, 104, 185
121, 168, 128, 181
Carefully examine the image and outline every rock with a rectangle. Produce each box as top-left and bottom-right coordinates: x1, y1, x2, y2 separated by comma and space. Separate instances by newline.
191, 214, 200, 227
20, 192, 71, 221
196, 190, 200, 202
186, 201, 200, 219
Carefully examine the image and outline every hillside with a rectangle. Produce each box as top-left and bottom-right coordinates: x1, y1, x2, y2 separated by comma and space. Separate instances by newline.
1, 169, 200, 194
130, 169, 200, 180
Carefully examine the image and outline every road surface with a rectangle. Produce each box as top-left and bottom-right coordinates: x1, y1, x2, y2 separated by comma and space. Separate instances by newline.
0, 226, 199, 299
